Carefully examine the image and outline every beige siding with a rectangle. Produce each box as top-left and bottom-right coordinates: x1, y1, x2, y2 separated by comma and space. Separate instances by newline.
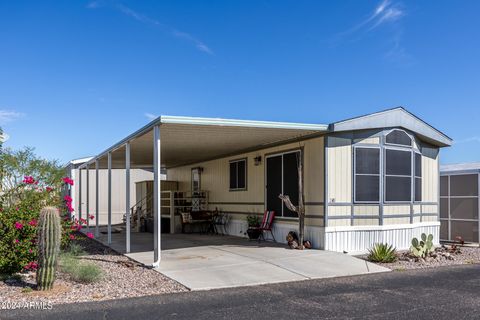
383, 217, 410, 225
422, 215, 438, 222
76, 168, 154, 225
167, 136, 325, 226
354, 205, 379, 216
328, 206, 351, 217
326, 136, 352, 203
422, 146, 439, 203
328, 219, 351, 227
353, 218, 379, 226
353, 136, 380, 145
422, 204, 438, 214
384, 205, 410, 215
413, 204, 422, 214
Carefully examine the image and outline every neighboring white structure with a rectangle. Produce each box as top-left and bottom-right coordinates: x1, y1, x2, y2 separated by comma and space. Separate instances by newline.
64, 157, 154, 225
440, 163, 479, 244
75, 107, 452, 266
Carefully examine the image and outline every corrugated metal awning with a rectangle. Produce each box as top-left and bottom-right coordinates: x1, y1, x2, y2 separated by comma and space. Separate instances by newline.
79, 116, 328, 169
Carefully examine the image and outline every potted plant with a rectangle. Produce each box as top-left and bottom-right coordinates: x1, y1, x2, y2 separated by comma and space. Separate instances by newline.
246, 214, 261, 240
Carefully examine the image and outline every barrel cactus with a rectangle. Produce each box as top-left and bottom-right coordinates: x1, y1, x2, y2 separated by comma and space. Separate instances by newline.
36, 207, 61, 290
410, 233, 435, 258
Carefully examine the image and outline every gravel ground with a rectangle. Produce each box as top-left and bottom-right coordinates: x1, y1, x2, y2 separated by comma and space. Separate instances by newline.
360, 245, 480, 271
0, 233, 188, 305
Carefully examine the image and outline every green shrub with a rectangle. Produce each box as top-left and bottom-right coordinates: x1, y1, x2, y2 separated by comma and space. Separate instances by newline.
0, 179, 89, 275
60, 254, 103, 284
367, 243, 397, 263
67, 243, 86, 257
246, 214, 260, 228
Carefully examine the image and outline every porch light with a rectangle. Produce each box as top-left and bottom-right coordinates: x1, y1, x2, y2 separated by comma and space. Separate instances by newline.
254, 156, 262, 166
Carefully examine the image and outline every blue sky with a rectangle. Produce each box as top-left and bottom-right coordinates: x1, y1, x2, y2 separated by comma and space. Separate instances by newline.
1, 0, 479, 164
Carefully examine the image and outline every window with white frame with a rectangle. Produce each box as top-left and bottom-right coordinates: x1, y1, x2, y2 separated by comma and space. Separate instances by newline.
353, 129, 423, 204
229, 159, 247, 190
354, 147, 380, 202
385, 148, 412, 202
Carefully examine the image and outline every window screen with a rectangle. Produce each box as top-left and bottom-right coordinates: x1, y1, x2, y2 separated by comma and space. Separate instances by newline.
440, 176, 449, 196
385, 130, 412, 146
385, 149, 412, 175
414, 153, 422, 202
450, 198, 479, 220
450, 174, 478, 197
385, 149, 412, 202
229, 159, 246, 190
355, 148, 380, 202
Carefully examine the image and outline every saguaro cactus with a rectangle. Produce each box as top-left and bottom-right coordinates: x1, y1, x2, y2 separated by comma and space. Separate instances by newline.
36, 207, 61, 290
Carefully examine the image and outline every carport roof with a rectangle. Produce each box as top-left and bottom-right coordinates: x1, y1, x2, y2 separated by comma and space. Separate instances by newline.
79, 116, 329, 169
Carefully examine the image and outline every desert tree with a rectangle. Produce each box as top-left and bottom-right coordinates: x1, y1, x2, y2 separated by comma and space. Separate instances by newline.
279, 145, 306, 249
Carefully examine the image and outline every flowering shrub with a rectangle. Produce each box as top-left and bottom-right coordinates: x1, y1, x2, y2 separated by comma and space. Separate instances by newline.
0, 176, 91, 275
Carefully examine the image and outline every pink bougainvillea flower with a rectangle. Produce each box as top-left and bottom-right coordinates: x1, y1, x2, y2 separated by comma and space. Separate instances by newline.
46, 186, 53, 192
80, 218, 87, 225
28, 219, 37, 227
23, 176, 35, 184
89, 214, 95, 220
86, 232, 94, 239
62, 177, 74, 186
69, 234, 75, 240
64, 195, 72, 202
14, 222, 24, 230
14, 239, 19, 243
24, 261, 38, 271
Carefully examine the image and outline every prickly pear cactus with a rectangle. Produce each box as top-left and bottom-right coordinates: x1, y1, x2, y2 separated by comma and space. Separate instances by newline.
36, 207, 61, 291
410, 233, 435, 258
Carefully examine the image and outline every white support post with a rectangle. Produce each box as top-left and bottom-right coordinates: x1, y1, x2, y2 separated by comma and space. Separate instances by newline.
95, 159, 99, 238
170, 191, 175, 234
107, 152, 112, 245
126, 142, 131, 253
78, 168, 82, 220
153, 125, 161, 267
86, 163, 90, 231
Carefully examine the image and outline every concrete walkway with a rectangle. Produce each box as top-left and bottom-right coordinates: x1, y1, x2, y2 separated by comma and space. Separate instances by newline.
93, 230, 389, 291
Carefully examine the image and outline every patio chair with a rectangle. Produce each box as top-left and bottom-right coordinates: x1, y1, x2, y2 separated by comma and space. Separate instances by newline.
257, 210, 276, 242
212, 211, 229, 235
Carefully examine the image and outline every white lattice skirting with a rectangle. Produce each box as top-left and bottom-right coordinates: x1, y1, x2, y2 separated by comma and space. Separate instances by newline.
324, 222, 440, 254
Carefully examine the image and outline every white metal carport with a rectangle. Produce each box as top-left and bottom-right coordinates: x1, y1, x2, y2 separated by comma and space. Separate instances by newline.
76, 115, 328, 267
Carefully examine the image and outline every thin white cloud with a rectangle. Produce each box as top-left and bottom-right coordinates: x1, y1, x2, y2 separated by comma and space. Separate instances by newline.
341, 0, 404, 36
335, 0, 407, 64
172, 30, 214, 55
144, 113, 158, 121
116, 3, 161, 26
0, 110, 24, 125
87, 2, 213, 55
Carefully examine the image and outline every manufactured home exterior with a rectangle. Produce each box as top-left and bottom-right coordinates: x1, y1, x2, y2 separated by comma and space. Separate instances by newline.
74, 107, 452, 263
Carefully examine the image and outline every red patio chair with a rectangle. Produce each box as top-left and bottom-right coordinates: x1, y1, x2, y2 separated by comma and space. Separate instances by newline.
258, 210, 276, 242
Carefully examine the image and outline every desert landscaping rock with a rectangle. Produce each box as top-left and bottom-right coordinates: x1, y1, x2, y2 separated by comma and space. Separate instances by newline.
361, 245, 480, 271
0, 233, 188, 305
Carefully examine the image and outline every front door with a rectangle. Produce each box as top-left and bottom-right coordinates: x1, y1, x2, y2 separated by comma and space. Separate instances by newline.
266, 151, 300, 217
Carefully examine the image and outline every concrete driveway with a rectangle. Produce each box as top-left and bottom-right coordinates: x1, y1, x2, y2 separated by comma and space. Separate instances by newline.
94, 231, 389, 290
